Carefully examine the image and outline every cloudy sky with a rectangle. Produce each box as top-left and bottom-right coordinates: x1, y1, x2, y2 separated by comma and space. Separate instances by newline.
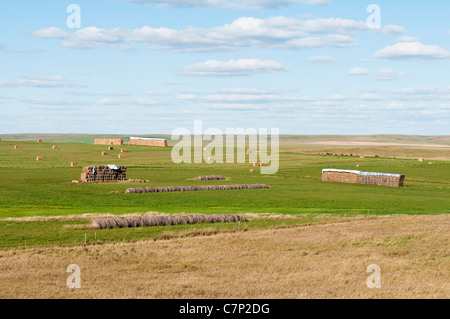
0, 0, 449, 135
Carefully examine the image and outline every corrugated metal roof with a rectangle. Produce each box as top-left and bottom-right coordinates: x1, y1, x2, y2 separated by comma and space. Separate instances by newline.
322, 169, 402, 178
130, 137, 167, 141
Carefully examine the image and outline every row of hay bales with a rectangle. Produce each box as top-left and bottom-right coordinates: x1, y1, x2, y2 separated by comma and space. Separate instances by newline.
89, 214, 246, 229
195, 175, 226, 180
125, 184, 269, 193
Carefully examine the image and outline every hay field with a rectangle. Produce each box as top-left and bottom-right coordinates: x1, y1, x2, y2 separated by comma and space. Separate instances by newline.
0, 215, 448, 299
0, 137, 449, 220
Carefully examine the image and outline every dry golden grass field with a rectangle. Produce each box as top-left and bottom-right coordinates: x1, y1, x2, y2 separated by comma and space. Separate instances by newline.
0, 214, 448, 299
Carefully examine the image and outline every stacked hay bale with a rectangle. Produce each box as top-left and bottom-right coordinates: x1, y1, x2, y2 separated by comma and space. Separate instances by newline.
80, 165, 127, 183
95, 139, 123, 145
322, 170, 358, 184
125, 184, 269, 193
195, 175, 226, 180
322, 169, 405, 187
89, 214, 247, 230
128, 137, 168, 148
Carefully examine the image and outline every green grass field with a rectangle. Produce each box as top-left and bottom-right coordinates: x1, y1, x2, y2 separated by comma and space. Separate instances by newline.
0, 136, 449, 248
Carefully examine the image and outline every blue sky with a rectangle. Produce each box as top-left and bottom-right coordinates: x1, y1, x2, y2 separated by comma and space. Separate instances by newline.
0, 0, 449, 135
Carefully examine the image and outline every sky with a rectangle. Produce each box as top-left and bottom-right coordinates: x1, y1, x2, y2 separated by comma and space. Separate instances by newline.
0, 0, 449, 135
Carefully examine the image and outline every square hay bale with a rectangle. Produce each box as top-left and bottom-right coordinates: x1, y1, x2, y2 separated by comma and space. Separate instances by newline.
429, 162, 435, 165
72, 180, 80, 184
52, 145, 58, 150
37, 140, 42, 143
418, 158, 425, 163
102, 152, 108, 156
36, 156, 43, 161
250, 169, 256, 172
70, 162, 78, 168
14, 145, 20, 150
108, 147, 114, 151
121, 149, 127, 153
118, 154, 124, 159
253, 162, 258, 167
356, 165, 362, 168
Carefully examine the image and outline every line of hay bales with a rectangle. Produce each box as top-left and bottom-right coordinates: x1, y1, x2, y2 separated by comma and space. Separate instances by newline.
125, 184, 269, 193
89, 214, 246, 230
195, 175, 226, 180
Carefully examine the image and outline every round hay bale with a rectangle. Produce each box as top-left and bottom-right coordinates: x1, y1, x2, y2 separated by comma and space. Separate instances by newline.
153, 216, 162, 226
177, 216, 188, 225
223, 215, 233, 223
143, 216, 154, 226
89, 219, 106, 229
191, 215, 201, 224
211, 215, 221, 223
106, 219, 117, 229
123, 217, 134, 228
184, 215, 193, 224
114, 218, 125, 228
134, 217, 144, 227
166, 216, 175, 225
236, 214, 246, 222
158, 216, 168, 226
169, 216, 179, 226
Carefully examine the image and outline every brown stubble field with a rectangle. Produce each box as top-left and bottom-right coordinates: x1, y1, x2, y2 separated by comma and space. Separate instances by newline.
0, 214, 448, 299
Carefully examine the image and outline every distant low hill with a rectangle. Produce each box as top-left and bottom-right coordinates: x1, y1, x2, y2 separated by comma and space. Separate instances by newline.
1, 133, 450, 147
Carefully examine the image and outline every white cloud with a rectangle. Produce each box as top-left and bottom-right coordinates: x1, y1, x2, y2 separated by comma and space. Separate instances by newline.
360, 93, 381, 101
397, 36, 421, 43
392, 86, 450, 101
347, 67, 369, 76
32, 16, 399, 52
0, 76, 86, 88
325, 94, 346, 100
77, 71, 91, 76
32, 27, 69, 39
372, 25, 406, 35
96, 98, 157, 105
182, 59, 287, 76
308, 55, 336, 63
376, 68, 407, 81
374, 41, 450, 60
112, 0, 330, 9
